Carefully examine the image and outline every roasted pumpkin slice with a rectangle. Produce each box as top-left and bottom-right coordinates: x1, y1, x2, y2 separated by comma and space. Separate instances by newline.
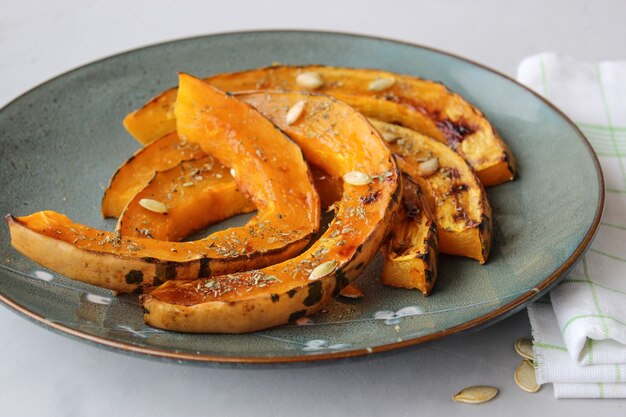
123, 65, 515, 186
371, 120, 491, 263
382, 174, 438, 295
120, 156, 438, 295
118, 156, 256, 241
142, 90, 400, 333
7, 77, 320, 293
101, 131, 206, 218
118, 157, 341, 242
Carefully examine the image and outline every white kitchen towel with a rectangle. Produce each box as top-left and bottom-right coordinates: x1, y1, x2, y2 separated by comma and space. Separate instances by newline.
519, 53, 626, 398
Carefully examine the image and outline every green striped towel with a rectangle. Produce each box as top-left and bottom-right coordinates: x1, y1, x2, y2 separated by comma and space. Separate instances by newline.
519, 53, 626, 399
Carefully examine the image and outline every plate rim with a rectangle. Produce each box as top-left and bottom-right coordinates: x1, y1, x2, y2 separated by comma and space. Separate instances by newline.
0, 29, 605, 365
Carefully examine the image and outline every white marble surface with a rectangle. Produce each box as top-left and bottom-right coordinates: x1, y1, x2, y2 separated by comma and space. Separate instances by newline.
2, 0, 626, 415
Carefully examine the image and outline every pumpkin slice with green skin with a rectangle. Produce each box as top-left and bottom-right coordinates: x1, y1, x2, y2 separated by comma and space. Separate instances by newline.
118, 156, 256, 241
6, 76, 320, 293
101, 131, 205, 219
382, 173, 439, 295
371, 120, 491, 263
142, 89, 400, 333
123, 65, 515, 186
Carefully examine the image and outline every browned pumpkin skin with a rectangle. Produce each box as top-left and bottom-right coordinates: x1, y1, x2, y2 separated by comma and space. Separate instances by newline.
143, 90, 400, 333
123, 66, 515, 186
382, 174, 438, 295
372, 120, 492, 264
7, 78, 321, 292
6, 211, 312, 293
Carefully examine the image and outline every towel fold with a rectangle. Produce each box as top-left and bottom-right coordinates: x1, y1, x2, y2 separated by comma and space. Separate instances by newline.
518, 53, 626, 399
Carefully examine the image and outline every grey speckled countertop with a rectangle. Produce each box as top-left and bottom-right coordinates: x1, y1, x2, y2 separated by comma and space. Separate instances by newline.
1, 1, 625, 415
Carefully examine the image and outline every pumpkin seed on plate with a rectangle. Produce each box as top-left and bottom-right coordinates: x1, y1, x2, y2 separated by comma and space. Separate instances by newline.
138, 198, 168, 214
296, 72, 324, 89
515, 338, 534, 360
452, 385, 498, 404
514, 359, 541, 393
368, 76, 396, 92
308, 260, 337, 281
285, 100, 306, 125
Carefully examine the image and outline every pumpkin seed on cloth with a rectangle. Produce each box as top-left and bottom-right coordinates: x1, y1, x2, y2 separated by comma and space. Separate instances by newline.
452, 385, 498, 404
514, 360, 541, 393
515, 338, 535, 361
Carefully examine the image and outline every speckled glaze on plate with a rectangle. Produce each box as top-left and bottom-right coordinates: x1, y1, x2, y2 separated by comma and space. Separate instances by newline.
0, 30, 603, 365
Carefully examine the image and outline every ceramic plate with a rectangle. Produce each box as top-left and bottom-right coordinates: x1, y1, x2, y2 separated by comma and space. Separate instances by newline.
0, 31, 603, 365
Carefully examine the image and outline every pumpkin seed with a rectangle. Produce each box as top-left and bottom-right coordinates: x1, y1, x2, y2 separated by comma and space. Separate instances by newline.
343, 171, 372, 185
339, 283, 364, 298
452, 385, 498, 404
138, 198, 168, 214
368, 77, 396, 92
296, 72, 324, 89
308, 260, 337, 280
182, 182, 194, 187
418, 158, 439, 177
515, 338, 534, 361
514, 360, 541, 393
286, 100, 306, 125
381, 131, 400, 142
230, 168, 237, 178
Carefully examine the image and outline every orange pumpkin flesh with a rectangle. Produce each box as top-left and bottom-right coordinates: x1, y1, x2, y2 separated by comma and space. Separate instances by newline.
117, 156, 344, 242
116, 118, 486, 265
7, 77, 320, 292
101, 131, 206, 219
143, 89, 400, 333
123, 65, 515, 186
118, 156, 256, 241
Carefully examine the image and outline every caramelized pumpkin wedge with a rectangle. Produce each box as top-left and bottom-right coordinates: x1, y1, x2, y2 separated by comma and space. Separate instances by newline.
123, 65, 515, 186
7, 76, 320, 292
118, 156, 256, 241
101, 131, 205, 218
372, 120, 491, 263
142, 90, 400, 333
382, 174, 438, 295
119, 119, 487, 264
118, 156, 341, 241
119, 155, 438, 294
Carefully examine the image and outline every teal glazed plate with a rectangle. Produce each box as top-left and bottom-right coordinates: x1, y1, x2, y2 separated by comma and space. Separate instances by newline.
0, 31, 603, 365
